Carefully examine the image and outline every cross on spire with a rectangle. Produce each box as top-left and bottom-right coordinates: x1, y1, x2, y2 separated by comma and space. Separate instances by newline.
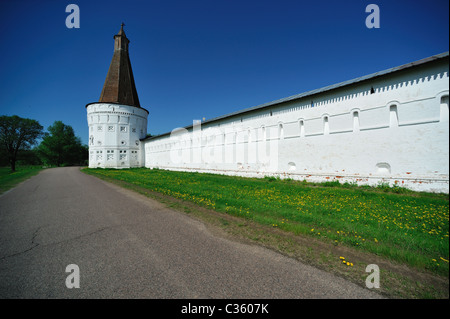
117, 23, 126, 36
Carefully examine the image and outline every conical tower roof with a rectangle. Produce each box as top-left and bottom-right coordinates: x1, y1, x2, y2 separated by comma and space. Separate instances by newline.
99, 24, 141, 107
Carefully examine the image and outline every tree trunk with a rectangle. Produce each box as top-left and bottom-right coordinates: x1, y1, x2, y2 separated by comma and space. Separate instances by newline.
10, 158, 16, 172
10, 147, 18, 172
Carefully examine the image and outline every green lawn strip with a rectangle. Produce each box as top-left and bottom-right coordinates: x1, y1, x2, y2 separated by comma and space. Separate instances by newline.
0, 166, 44, 194
82, 168, 449, 278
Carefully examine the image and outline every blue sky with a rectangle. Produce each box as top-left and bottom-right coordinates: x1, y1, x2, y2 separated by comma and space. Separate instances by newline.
0, 0, 448, 145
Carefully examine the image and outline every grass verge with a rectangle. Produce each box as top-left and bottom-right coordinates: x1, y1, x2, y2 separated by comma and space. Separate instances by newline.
0, 166, 44, 194
83, 167, 449, 298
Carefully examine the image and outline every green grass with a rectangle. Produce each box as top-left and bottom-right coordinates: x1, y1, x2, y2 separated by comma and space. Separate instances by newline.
0, 166, 44, 194
83, 167, 449, 277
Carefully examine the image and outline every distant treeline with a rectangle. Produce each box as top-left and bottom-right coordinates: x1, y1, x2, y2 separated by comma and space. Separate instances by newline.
0, 115, 88, 170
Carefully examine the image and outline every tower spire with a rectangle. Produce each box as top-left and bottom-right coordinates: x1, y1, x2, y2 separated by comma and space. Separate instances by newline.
99, 24, 140, 107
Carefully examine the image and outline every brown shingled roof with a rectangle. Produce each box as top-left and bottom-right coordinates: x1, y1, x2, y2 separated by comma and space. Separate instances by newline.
99, 24, 141, 108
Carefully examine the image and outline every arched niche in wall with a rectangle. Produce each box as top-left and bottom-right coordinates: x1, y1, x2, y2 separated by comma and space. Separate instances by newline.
376, 162, 391, 175
322, 114, 330, 135
351, 109, 360, 132
261, 125, 267, 142
389, 104, 399, 128
440, 95, 449, 122
298, 119, 305, 137
278, 122, 284, 140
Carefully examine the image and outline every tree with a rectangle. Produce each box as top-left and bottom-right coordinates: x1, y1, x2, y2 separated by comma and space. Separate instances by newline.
0, 115, 44, 172
37, 121, 87, 167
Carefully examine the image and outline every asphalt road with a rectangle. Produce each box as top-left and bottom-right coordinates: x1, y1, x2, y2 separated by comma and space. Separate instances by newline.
0, 167, 382, 299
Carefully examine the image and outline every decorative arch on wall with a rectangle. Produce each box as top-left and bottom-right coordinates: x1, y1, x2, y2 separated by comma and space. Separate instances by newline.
376, 162, 391, 175
278, 122, 284, 140
351, 109, 360, 132
439, 93, 449, 122
261, 125, 266, 142
385, 100, 400, 128
322, 114, 330, 135
298, 118, 305, 137
247, 127, 252, 144
389, 104, 399, 127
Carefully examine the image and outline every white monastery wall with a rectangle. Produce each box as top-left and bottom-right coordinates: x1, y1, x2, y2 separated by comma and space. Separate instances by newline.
144, 57, 449, 193
87, 103, 148, 168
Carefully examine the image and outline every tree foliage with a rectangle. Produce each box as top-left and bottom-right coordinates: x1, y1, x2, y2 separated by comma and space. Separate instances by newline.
0, 115, 44, 171
37, 121, 88, 167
